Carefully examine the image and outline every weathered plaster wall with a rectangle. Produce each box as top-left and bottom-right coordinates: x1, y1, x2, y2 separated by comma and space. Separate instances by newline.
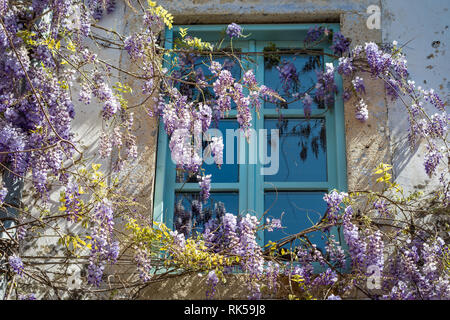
158, 0, 375, 24
60, 2, 159, 225
68, 1, 159, 207
382, 0, 449, 193
113, 5, 159, 219
16, 2, 133, 299
340, 11, 390, 193
15, 1, 159, 299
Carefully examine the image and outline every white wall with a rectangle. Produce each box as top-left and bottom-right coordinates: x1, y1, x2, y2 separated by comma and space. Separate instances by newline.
382, 0, 449, 192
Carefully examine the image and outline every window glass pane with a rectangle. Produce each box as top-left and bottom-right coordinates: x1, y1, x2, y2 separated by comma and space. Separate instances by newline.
264, 192, 328, 251
264, 51, 324, 110
264, 119, 327, 182
174, 192, 239, 236
176, 120, 239, 183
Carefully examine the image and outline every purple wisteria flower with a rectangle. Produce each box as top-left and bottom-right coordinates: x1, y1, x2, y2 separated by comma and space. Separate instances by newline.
364, 42, 392, 77
366, 230, 384, 272
337, 57, 354, 77
423, 145, 444, 177
206, 270, 219, 299
233, 83, 253, 136
0, 185, 7, 204
79, 83, 92, 105
8, 254, 24, 276
428, 112, 448, 138
277, 61, 299, 93
343, 90, 352, 102
134, 247, 152, 282
168, 113, 203, 173
124, 34, 145, 60
209, 61, 222, 75
422, 88, 446, 111
243, 70, 257, 88
99, 131, 113, 160
342, 212, 367, 269
87, 199, 119, 286
170, 229, 186, 249
0, 0, 7, 15
221, 213, 240, 252
312, 268, 338, 286
0, 121, 28, 176
204, 212, 240, 254
315, 63, 337, 106
331, 32, 351, 56
352, 76, 366, 95
19, 293, 37, 300
355, 99, 369, 122
304, 26, 325, 44
385, 78, 400, 101
198, 174, 212, 202
213, 69, 235, 116
80, 8, 91, 36
196, 103, 212, 132
226, 23, 242, 38
383, 236, 449, 299
265, 261, 280, 293
238, 214, 264, 299
265, 218, 282, 232
302, 93, 313, 118
323, 190, 348, 223
17, 225, 27, 241
210, 136, 224, 167
326, 235, 346, 268
373, 199, 390, 216
63, 181, 82, 222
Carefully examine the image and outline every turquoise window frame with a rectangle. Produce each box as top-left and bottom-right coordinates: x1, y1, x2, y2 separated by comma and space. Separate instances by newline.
153, 24, 347, 253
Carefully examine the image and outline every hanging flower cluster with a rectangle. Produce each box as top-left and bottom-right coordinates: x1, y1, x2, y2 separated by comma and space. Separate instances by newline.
0, 0, 128, 198
87, 199, 119, 286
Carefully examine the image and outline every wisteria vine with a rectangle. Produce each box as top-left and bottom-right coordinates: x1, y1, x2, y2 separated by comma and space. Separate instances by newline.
0, 0, 448, 301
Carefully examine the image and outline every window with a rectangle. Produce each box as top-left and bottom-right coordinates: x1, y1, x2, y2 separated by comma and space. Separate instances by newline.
154, 24, 347, 252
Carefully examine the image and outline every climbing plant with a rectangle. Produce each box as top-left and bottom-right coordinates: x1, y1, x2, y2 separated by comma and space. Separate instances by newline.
0, 0, 448, 300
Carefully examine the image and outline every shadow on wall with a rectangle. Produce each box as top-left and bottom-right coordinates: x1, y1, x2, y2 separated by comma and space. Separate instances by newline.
139, 273, 250, 300
343, 77, 391, 192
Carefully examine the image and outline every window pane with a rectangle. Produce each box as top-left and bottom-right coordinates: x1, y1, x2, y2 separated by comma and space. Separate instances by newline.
264, 119, 327, 182
264, 51, 324, 110
176, 120, 239, 183
264, 192, 328, 251
174, 192, 239, 236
